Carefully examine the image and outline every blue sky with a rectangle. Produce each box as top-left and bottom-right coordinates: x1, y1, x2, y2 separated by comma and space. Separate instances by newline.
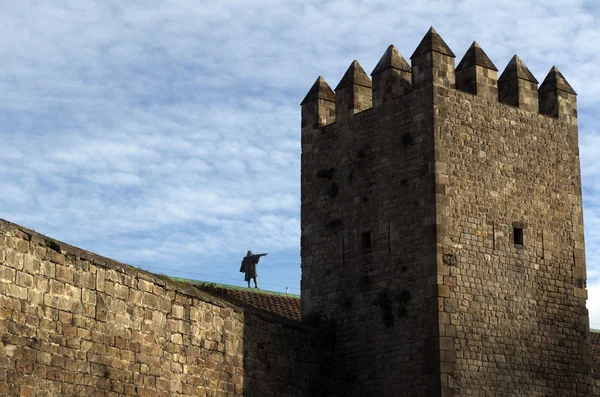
1, 1, 599, 326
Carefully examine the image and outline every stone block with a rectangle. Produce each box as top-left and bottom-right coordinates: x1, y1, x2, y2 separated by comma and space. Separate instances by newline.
7, 284, 28, 300
437, 285, 450, 298
16, 240, 29, 253
55, 265, 74, 283
172, 305, 185, 320
82, 289, 96, 305
65, 284, 81, 300
27, 289, 44, 306
74, 271, 95, 289
5, 250, 23, 270
48, 251, 65, 265
16, 271, 33, 288
39, 261, 55, 278
0, 266, 15, 282
96, 268, 105, 292
49, 280, 64, 295
138, 279, 154, 292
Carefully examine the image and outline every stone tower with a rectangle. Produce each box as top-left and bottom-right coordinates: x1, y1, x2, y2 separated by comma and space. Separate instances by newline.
300, 28, 592, 396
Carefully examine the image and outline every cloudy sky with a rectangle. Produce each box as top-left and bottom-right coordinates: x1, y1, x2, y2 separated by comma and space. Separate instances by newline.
1, 1, 599, 325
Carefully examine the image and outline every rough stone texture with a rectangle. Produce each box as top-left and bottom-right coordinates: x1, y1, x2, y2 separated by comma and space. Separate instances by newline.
539, 66, 578, 121
301, 27, 592, 396
371, 45, 412, 107
334, 61, 372, 124
302, 40, 447, 397
434, 84, 591, 396
0, 219, 331, 397
455, 42, 498, 102
301, 76, 336, 105
498, 55, 539, 113
0, 26, 594, 397
410, 27, 455, 59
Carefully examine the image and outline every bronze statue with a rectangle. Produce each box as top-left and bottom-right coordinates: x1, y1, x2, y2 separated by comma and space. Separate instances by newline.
240, 250, 268, 288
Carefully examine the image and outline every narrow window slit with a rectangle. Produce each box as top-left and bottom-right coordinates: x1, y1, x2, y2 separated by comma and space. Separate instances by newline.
514, 227, 524, 246
362, 231, 371, 250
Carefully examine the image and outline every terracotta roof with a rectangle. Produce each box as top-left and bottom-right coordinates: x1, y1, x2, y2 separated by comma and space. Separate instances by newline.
591, 331, 600, 363
172, 278, 301, 322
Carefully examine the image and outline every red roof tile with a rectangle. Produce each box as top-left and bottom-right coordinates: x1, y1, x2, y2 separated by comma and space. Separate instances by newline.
591, 331, 600, 363
179, 279, 301, 322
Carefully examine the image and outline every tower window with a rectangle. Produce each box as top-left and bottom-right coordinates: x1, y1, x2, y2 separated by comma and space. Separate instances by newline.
514, 227, 524, 246
361, 231, 371, 250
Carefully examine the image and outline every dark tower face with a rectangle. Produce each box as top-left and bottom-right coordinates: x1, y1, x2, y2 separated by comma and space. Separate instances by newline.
301, 27, 590, 396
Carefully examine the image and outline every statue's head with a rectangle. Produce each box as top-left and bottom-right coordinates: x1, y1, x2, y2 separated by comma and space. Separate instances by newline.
247, 250, 253, 256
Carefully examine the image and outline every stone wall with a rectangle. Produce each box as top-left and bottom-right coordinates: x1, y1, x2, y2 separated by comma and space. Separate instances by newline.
301, 66, 440, 395
0, 219, 330, 397
433, 81, 592, 394
300, 28, 593, 396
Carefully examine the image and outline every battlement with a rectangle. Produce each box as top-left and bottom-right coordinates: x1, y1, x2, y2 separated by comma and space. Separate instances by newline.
301, 27, 577, 131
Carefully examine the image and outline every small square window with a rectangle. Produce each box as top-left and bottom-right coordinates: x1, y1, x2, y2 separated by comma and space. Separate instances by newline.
514, 227, 524, 246
361, 231, 371, 250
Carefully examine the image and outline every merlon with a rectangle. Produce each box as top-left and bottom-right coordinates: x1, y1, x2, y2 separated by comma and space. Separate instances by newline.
539, 66, 577, 95
301, 76, 336, 105
371, 45, 411, 75
410, 26, 455, 59
335, 60, 372, 90
456, 41, 498, 71
498, 54, 538, 83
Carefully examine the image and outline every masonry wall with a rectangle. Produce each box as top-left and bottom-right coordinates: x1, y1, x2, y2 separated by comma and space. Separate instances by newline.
433, 85, 593, 395
0, 219, 330, 397
301, 86, 440, 396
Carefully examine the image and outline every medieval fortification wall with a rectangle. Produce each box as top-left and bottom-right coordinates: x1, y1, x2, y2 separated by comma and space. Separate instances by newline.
1, 26, 599, 397
301, 28, 594, 395
0, 219, 330, 397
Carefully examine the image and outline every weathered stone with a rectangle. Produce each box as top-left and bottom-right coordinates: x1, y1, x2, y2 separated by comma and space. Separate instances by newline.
302, 29, 591, 396
0, 265, 15, 282
0, 25, 594, 397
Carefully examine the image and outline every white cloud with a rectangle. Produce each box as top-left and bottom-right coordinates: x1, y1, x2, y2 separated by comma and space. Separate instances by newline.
589, 281, 600, 330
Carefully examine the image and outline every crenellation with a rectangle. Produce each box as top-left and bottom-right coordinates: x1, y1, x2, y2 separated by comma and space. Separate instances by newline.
539, 66, 577, 124
301, 76, 336, 134
498, 55, 539, 112
334, 60, 372, 123
455, 41, 499, 102
371, 45, 412, 107
410, 27, 456, 89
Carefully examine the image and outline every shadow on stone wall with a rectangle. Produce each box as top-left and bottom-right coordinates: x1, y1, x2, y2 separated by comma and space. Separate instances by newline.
239, 305, 333, 396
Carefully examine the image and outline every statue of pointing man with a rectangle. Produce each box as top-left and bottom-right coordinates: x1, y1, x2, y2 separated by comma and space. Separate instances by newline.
240, 250, 268, 288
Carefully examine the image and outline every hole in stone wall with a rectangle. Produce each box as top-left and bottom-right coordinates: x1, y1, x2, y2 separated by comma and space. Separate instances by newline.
514, 227, 524, 246
361, 231, 371, 250
317, 168, 335, 179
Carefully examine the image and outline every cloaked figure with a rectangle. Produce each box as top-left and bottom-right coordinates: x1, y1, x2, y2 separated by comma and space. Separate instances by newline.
240, 250, 268, 288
